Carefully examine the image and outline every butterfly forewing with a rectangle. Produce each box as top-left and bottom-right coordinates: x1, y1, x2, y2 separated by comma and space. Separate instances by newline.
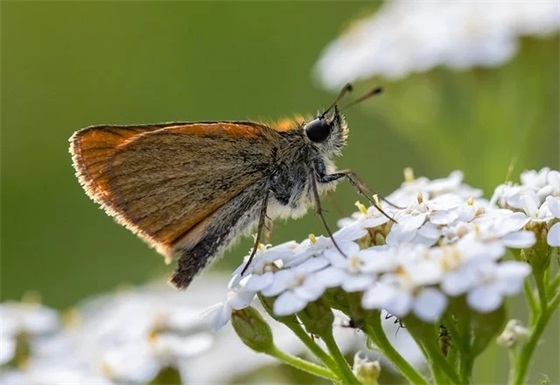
70, 122, 278, 259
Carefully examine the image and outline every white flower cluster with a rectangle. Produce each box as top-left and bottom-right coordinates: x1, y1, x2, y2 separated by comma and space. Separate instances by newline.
314, 0, 560, 87
492, 167, 560, 247
0, 287, 214, 385
211, 168, 559, 329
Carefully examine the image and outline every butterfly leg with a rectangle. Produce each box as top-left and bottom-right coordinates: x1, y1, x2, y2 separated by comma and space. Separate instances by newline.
241, 190, 270, 275
317, 168, 396, 223
308, 163, 349, 257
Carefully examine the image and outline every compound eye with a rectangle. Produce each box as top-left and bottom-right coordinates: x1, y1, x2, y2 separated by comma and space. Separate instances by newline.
304, 118, 331, 143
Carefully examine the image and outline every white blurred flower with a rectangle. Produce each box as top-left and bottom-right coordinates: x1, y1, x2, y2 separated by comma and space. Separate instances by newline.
71, 286, 214, 383
1, 284, 217, 385
315, 1, 560, 87
0, 366, 113, 385
0, 301, 60, 337
0, 301, 60, 365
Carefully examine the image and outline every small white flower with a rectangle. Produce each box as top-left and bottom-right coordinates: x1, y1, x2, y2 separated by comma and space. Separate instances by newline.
466, 261, 531, 313
204, 289, 257, 331
320, 243, 377, 292
339, 201, 393, 231
413, 287, 448, 323
546, 196, 560, 247
261, 260, 330, 316
362, 244, 448, 321
287, 226, 367, 268
471, 209, 536, 249
492, 167, 560, 209
520, 168, 560, 199
440, 232, 532, 297
229, 241, 297, 290
388, 171, 482, 206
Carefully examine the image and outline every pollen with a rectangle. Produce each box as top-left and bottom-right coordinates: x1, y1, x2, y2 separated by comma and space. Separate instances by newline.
148, 328, 159, 344
308, 234, 318, 244
355, 201, 368, 215
395, 265, 407, 277
350, 255, 361, 270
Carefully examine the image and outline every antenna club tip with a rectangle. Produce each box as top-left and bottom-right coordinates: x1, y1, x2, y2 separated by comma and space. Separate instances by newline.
344, 83, 353, 92
373, 86, 384, 95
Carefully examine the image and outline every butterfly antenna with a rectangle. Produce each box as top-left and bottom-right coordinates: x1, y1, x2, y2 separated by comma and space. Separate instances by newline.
321, 83, 353, 117
341, 86, 383, 111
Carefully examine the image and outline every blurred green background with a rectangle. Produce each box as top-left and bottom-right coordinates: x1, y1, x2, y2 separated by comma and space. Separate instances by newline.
1, 2, 558, 383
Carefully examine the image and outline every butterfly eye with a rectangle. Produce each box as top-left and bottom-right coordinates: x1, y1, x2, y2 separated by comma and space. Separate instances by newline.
304, 118, 331, 143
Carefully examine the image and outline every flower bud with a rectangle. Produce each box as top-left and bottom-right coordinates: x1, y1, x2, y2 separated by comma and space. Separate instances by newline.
231, 307, 274, 353
496, 319, 529, 348
524, 222, 552, 276
353, 352, 381, 385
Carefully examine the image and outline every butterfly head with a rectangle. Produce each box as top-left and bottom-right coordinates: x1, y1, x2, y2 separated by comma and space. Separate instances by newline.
304, 105, 348, 156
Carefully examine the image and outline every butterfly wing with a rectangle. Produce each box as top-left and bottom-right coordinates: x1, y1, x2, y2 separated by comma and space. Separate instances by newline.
70, 121, 279, 262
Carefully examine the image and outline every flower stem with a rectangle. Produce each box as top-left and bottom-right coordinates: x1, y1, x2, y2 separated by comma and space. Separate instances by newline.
269, 345, 338, 381
284, 321, 339, 372
534, 271, 548, 311
365, 314, 430, 385
404, 318, 461, 385
457, 307, 473, 384
320, 331, 360, 385
511, 291, 560, 385
524, 278, 537, 313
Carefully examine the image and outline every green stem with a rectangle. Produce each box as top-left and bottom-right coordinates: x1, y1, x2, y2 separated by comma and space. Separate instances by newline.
548, 273, 560, 294
457, 308, 473, 384
365, 315, 430, 385
404, 320, 461, 385
269, 345, 338, 381
524, 278, 538, 314
284, 321, 339, 372
534, 271, 548, 311
508, 349, 517, 385
321, 331, 360, 385
512, 292, 560, 385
